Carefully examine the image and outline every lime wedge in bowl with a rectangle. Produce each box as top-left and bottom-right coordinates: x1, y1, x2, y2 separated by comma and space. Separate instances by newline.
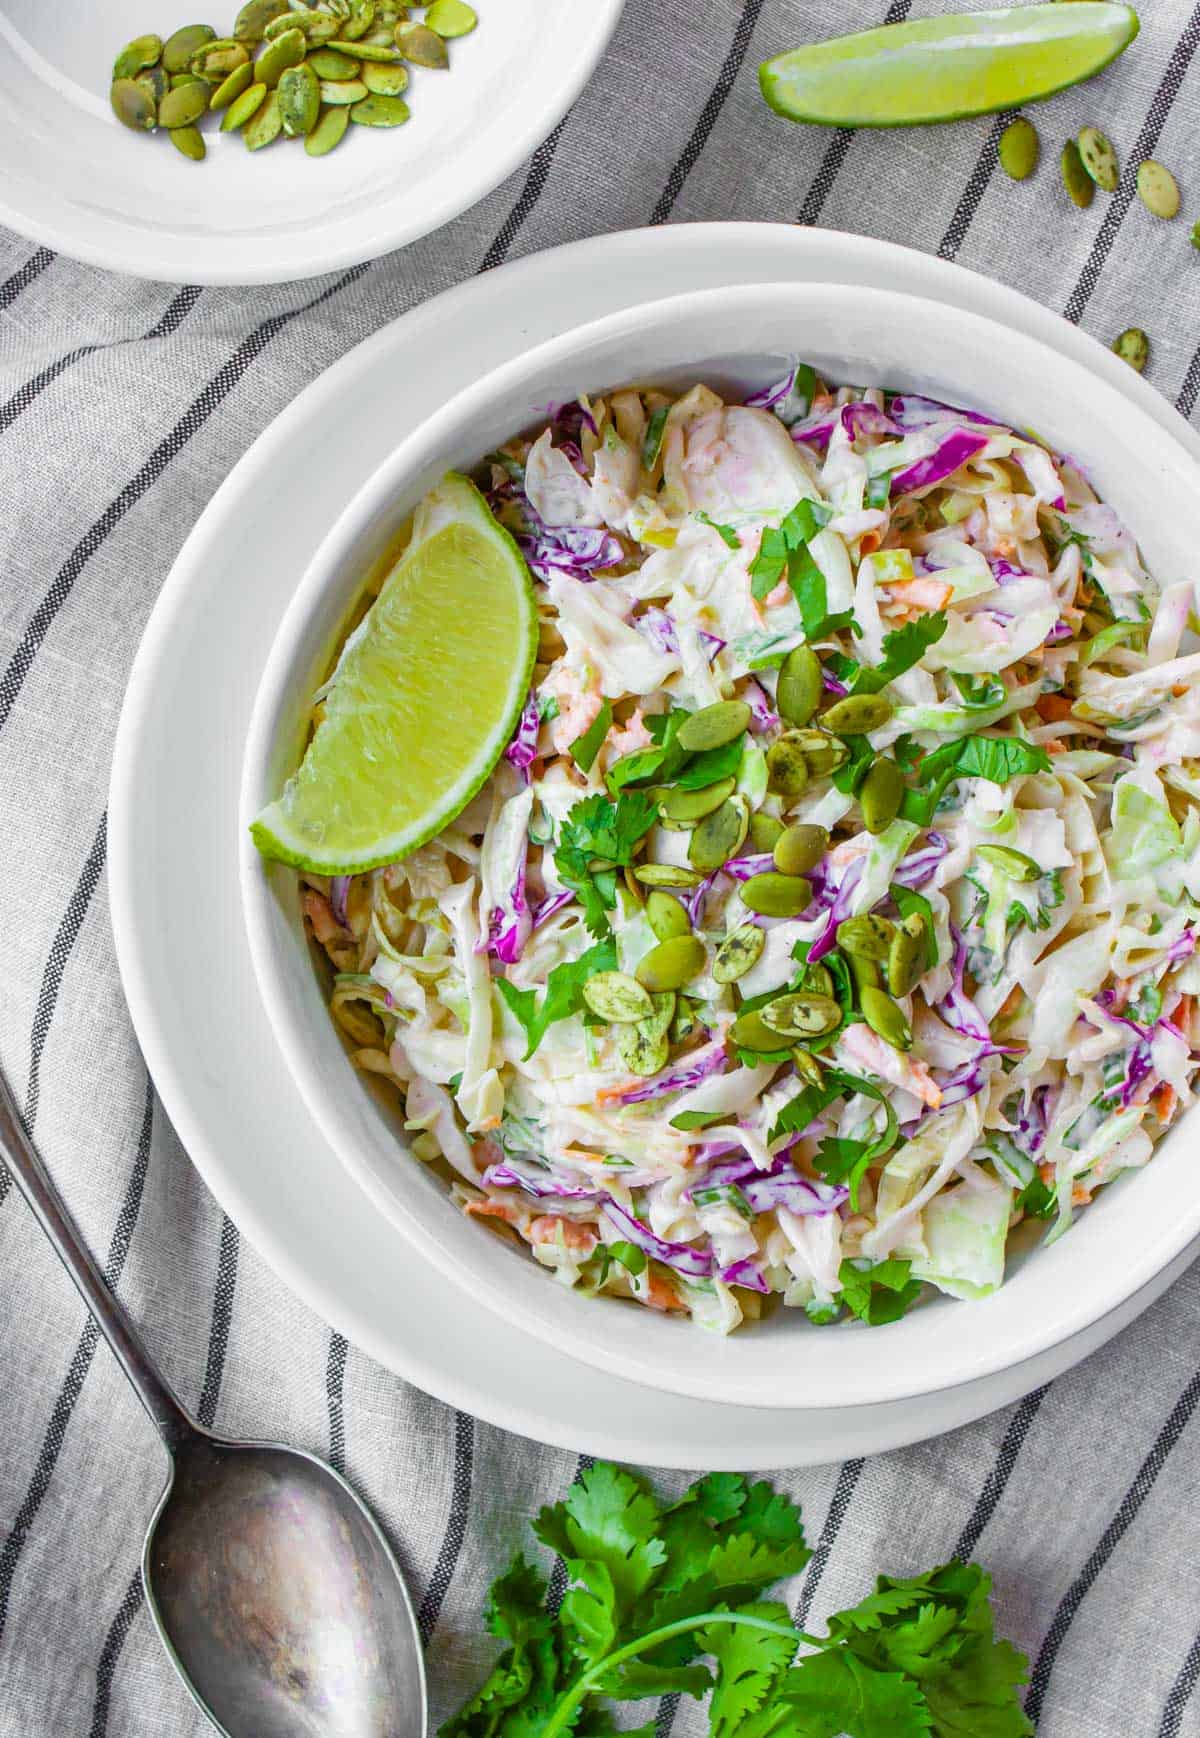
251, 472, 537, 873
760, 2, 1139, 128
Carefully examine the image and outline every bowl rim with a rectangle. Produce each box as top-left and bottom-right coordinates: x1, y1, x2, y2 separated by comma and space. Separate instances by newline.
240, 276, 1200, 1408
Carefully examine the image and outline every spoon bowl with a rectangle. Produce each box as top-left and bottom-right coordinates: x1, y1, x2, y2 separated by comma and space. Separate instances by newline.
0, 1068, 429, 1738
146, 1435, 427, 1738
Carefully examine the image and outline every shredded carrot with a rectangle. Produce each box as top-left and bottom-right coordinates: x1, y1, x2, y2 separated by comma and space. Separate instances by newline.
644, 1272, 689, 1313
464, 1199, 519, 1225
1045, 740, 1066, 755
529, 1215, 597, 1252
1036, 693, 1075, 723
1038, 1161, 1055, 1186
884, 576, 954, 611
859, 529, 882, 556
1152, 1082, 1178, 1124
1072, 1184, 1093, 1206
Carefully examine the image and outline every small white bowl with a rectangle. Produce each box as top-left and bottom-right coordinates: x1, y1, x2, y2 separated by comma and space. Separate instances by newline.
0, 1, 621, 284
241, 281, 1200, 1409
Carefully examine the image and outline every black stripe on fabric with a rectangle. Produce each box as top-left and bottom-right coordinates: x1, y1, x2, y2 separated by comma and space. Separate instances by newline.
954, 1385, 1049, 1562
326, 1331, 348, 1476
478, 119, 568, 275
1025, 1361, 1200, 1723
0, 248, 53, 311
87, 1571, 144, 1738
1063, 0, 1200, 325
0, 1076, 154, 1645
417, 1410, 474, 1644
22, 813, 108, 1138
195, 1216, 239, 1428
796, 0, 911, 227
1159, 1627, 1200, 1738
793, 1457, 865, 1631
0, 262, 369, 740
0, 286, 202, 441
1175, 342, 1200, 422
650, 0, 767, 226
937, 112, 1013, 262
545, 1453, 595, 1617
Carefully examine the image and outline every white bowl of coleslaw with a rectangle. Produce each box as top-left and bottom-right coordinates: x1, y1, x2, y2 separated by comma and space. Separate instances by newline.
241, 280, 1200, 1410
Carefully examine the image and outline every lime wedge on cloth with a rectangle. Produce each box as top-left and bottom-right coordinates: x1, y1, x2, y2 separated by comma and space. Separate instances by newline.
252, 472, 537, 873
760, 2, 1139, 128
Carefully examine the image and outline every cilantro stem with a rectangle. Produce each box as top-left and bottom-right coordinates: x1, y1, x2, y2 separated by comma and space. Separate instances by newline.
541, 1610, 823, 1736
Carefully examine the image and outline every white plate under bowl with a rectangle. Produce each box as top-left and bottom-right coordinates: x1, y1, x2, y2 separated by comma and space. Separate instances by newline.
240, 275, 1200, 1412
110, 223, 1200, 1466
0, 0, 621, 284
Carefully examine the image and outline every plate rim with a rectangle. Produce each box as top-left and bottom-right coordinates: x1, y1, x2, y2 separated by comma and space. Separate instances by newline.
0, 1, 623, 285
108, 221, 1200, 1463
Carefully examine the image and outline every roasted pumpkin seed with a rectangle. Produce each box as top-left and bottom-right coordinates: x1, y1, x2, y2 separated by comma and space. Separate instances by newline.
210, 60, 254, 106
640, 991, 676, 1043
279, 60, 321, 131
111, 78, 157, 130
646, 889, 690, 943
169, 123, 207, 159
635, 935, 707, 993
792, 1049, 825, 1086
847, 952, 881, 993
395, 19, 449, 64
858, 756, 904, 835
976, 843, 1043, 881
688, 796, 747, 872
244, 87, 283, 146
1112, 327, 1149, 372
1137, 159, 1180, 219
332, 37, 399, 57
222, 80, 268, 128
821, 692, 894, 735
997, 116, 1039, 180
740, 872, 810, 919
583, 971, 654, 1024
748, 812, 784, 853
340, 0, 378, 38
350, 91, 410, 123
776, 645, 822, 726
765, 736, 809, 798
320, 77, 369, 102
361, 60, 408, 93
192, 37, 251, 78
163, 24, 217, 71
1061, 139, 1094, 208
730, 1009, 787, 1053
256, 26, 306, 83
789, 727, 848, 777
712, 924, 765, 984
836, 913, 896, 962
426, 0, 477, 34
860, 985, 912, 1051
170, 71, 210, 89
113, 35, 163, 80
633, 864, 702, 888
615, 1023, 669, 1077
159, 81, 209, 127
233, 0, 289, 41
137, 65, 170, 103
305, 103, 351, 152
887, 914, 926, 998
660, 776, 737, 823
1077, 125, 1119, 191
309, 47, 361, 76
761, 992, 841, 1038
773, 823, 828, 877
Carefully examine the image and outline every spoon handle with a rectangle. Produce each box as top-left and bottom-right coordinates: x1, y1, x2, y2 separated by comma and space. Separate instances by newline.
0, 1064, 197, 1454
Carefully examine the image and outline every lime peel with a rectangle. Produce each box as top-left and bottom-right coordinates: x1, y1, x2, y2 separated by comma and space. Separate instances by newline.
251, 471, 538, 873
759, 2, 1140, 129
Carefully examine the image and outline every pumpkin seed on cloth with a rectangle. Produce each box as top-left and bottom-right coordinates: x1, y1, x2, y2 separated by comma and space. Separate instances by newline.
163, 24, 217, 70
1061, 138, 1095, 206
426, 0, 477, 36
1137, 159, 1181, 218
582, 972, 654, 1024
191, 36, 250, 78
712, 924, 765, 984
136, 65, 170, 103
169, 123, 207, 158
1077, 125, 1119, 190
222, 80, 268, 128
998, 115, 1039, 179
1112, 327, 1149, 371
350, 92, 411, 124
340, 0, 379, 39
279, 60, 321, 132
305, 102, 352, 152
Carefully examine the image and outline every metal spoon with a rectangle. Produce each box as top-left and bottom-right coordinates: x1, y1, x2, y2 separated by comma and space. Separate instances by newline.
0, 1069, 428, 1737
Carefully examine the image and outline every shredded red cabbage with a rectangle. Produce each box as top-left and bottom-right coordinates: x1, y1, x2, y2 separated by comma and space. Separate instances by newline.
638, 607, 678, 655
809, 858, 865, 962
724, 853, 776, 881
520, 524, 623, 581
890, 429, 991, 497
887, 394, 998, 432
531, 890, 574, 930
612, 1039, 728, 1104
744, 678, 780, 732
504, 690, 541, 776
892, 833, 949, 890
483, 1158, 600, 1201
601, 1199, 715, 1279
718, 1257, 771, 1293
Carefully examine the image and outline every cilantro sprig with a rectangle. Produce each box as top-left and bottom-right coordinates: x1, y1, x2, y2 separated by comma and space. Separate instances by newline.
748, 498, 853, 643
443, 1461, 1033, 1737
553, 792, 658, 939
497, 937, 617, 1058
900, 735, 1052, 826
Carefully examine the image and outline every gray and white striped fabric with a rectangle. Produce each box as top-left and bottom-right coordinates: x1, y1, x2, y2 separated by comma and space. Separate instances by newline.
2, 1, 1200, 1732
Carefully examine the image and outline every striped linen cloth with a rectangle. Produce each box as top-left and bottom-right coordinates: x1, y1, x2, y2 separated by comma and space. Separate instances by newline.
1, 0, 1200, 1732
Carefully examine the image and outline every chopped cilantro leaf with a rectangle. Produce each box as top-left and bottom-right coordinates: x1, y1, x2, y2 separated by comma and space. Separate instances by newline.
838, 1258, 924, 1326
696, 511, 741, 550
674, 733, 746, 790
900, 734, 1051, 825
570, 699, 613, 773
555, 792, 657, 938
852, 611, 948, 695
497, 937, 617, 1058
